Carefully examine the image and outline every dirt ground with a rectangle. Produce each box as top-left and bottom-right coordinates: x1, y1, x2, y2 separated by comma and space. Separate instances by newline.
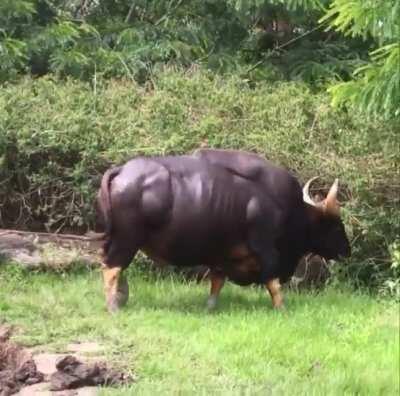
0, 324, 43, 395
0, 325, 133, 396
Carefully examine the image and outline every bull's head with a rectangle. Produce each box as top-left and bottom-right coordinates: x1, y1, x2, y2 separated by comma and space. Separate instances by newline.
303, 177, 351, 260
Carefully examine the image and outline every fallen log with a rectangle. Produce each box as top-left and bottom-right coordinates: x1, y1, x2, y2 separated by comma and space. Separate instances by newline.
0, 229, 102, 269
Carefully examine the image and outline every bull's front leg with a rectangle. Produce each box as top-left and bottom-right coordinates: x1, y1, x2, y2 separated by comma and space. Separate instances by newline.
259, 252, 285, 309
248, 227, 284, 309
207, 271, 226, 310
265, 278, 283, 309
102, 265, 129, 313
259, 250, 285, 309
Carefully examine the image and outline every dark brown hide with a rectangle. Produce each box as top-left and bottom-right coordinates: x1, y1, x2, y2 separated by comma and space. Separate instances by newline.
97, 150, 350, 301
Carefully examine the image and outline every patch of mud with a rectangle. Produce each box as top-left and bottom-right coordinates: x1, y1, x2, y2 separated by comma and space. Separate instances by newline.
0, 325, 44, 396
50, 355, 130, 391
0, 326, 133, 396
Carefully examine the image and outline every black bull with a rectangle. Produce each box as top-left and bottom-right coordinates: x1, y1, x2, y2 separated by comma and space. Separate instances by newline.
97, 149, 351, 312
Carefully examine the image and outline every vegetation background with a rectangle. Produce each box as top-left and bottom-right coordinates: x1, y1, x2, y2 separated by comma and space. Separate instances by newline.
0, 0, 399, 294
0, 2, 399, 394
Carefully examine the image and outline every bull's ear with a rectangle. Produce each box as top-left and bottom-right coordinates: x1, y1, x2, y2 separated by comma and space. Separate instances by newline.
323, 179, 340, 217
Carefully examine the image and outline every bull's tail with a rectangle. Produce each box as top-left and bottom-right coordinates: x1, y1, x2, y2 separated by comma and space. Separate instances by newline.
97, 166, 122, 237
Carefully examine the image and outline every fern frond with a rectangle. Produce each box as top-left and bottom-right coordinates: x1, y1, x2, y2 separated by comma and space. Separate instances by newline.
320, 0, 399, 43
328, 44, 400, 118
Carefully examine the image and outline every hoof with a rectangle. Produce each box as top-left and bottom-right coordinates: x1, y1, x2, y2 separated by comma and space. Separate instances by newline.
106, 276, 129, 313
207, 296, 218, 311
107, 297, 122, 313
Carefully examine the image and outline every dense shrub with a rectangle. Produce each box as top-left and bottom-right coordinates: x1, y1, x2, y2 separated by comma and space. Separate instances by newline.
0, 71, 399, 292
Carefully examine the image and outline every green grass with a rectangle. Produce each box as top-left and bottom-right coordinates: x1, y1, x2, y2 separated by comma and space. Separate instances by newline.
0, 263, 398, 395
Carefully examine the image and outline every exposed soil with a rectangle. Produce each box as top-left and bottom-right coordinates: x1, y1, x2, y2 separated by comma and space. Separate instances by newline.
0, 326, 133, 396
0, 325, 43, 396
50, 355, 131, 391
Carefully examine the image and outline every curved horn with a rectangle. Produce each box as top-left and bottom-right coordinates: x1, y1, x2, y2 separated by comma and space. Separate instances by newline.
303, 176, 320, 207
326, 178, 339, 203
324, 178, 340, 216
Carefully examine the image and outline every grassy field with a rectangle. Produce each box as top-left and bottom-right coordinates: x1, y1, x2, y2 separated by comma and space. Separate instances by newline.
0, 263, 398, 395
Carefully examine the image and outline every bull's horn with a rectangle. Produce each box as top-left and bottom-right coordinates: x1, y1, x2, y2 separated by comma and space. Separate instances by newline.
326, 178, 339, 203
324, 178, 340, 216
302, 176, 320, 207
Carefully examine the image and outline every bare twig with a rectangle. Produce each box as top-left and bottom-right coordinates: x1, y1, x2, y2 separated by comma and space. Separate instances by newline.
125, 2, 136, 24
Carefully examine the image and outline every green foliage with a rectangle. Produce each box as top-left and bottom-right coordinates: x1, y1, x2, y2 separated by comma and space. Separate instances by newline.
0, 37, 28, 80
384, 241, 400, 298
328, 44, 400, 118
0, 0, 370, 85
1, 0, 396, 117
230, 0, 325, 12
321, 0, 398, 42
322, 0, 400, 118
0, 0, 252, 81
0, 72, 399, 291
280, 41, 364, 84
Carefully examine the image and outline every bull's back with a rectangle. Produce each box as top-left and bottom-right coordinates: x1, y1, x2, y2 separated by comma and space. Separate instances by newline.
193, 148, 302, 209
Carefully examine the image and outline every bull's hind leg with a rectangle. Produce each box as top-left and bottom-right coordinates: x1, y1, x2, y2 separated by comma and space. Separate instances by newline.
102, 238, 138, 313
207, 271, 225, 311
102, 265, 129, 313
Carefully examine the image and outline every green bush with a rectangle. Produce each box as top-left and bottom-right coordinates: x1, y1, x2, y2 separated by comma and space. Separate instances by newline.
0, 70, 399, 292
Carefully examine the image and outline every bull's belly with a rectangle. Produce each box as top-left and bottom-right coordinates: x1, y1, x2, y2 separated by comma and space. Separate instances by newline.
222, 248, 262, 286
141, 220, 242, 267
226, 260, 262, 285
142, 235, 263, 286
141, 240, 226, 268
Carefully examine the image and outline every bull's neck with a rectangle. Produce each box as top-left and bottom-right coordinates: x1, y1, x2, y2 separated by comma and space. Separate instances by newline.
276, 204, 314, 282
303, 203, 324, 253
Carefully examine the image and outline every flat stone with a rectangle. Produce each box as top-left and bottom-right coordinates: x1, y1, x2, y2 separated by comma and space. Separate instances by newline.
75, 388, 98, 396
66, 342, 104, 355
34, 353, 65, 375
17, 382, 50, 395
18, 383, 98, 396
